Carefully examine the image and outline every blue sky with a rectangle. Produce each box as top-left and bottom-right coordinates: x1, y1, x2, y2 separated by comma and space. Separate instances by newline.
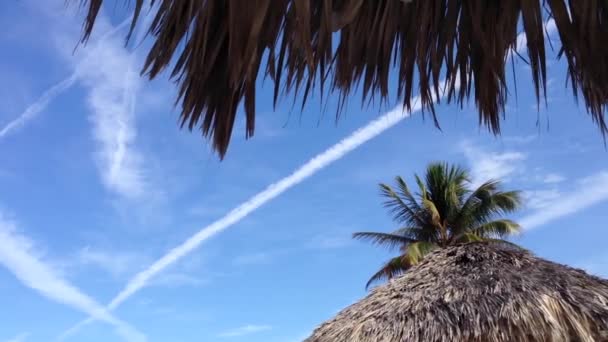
1, 2, 608, 342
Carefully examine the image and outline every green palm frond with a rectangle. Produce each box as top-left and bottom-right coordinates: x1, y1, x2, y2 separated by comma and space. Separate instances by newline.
379, 184, 425, 226
453, 234, 525, 252
466, 190, 523, 228
365, 242, 437, 289
353, 232, 416, 251
491, 190, 523, 213
422, 198, 442, 228
404, 241, 437, 264
425, 163, 470, 219
365, 255, 412, 289
414, 174, 427, 200
394, 176, 423, 213
393, 226, 439, 244
454, 180, 500, 229
428, 163, 469, 196
456, 181, 523, 231
471, 219, 522, 238
484, 238, 527, 251
454, 232, 484, 243
457, 181, 499, 220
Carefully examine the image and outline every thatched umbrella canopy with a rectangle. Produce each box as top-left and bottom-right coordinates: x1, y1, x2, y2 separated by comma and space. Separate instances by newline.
78, 1, 608, 157
305, 242, 608, 342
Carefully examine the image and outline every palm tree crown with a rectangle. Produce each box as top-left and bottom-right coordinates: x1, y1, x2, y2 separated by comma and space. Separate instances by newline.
354, 162, 523, 289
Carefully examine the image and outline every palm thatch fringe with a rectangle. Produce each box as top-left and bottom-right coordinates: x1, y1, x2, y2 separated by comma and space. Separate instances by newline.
305, 242, 608, 342
78, 1, 608, 157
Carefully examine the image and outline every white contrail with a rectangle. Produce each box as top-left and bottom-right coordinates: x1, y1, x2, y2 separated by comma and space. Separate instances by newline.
0, 215, 146, 342
0, 20, 129, 140
61, 23, 554, 338
116, 103, 424, 306
0, 75, 77, 139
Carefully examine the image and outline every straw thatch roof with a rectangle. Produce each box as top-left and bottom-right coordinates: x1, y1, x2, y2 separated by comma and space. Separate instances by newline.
78, 1, 608, 157
305, 242, 608, 342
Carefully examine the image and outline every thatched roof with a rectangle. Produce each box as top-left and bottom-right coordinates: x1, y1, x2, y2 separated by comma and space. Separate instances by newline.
79, 1, 608, 157
305, 242, 608, 342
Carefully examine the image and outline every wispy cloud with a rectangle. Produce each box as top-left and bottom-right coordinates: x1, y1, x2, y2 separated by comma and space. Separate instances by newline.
520, 171, 608, 230
74, 23, 147, 199
233, 252, 274, 266
218, 325, 272, 338
524, 188, 562, 210
0, 19, 128, 141
77, 247, 143, 278
3, 332, 30, 342
542, 173, 566, 184
0, 214, 145, 342
460, 141, 527, 187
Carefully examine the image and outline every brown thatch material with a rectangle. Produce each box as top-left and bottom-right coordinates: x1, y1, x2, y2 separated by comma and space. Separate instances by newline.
78, 1, 608, 157
305, 243, 608, 342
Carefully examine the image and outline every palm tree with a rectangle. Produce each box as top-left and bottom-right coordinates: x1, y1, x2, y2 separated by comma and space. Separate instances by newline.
354, 162, 522, 289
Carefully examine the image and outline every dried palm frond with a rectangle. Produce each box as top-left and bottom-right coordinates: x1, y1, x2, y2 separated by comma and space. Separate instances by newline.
77, 0, 608, 158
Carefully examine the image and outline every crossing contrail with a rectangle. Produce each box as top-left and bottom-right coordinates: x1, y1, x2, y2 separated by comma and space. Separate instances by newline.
59, 92, 428, 340
60, 22, 556, 339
